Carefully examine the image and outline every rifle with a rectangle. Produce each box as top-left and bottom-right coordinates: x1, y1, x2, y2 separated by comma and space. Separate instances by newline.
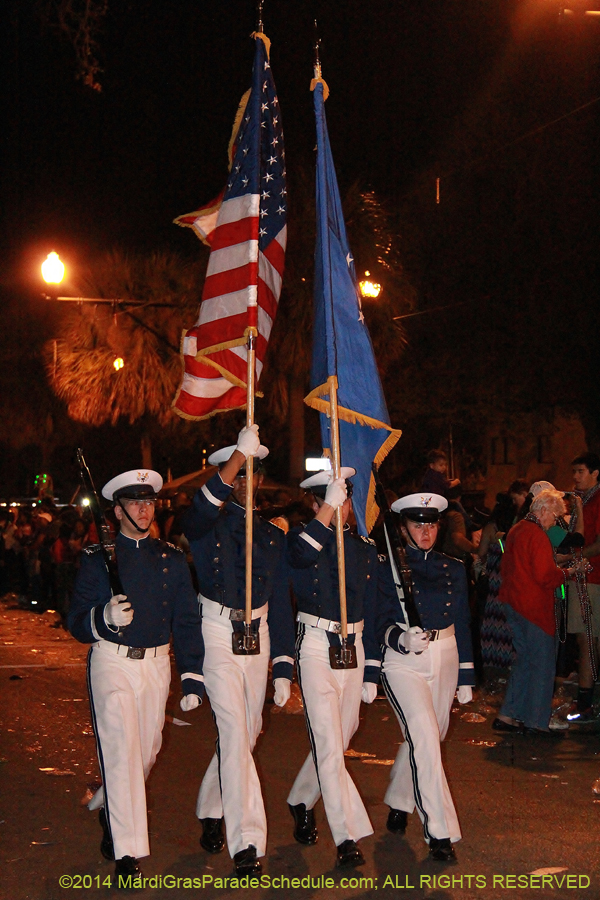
372, 463, 423, 629
76, 448, 124, 596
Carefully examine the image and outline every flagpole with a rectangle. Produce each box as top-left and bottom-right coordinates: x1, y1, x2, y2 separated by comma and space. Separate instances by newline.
240, 1, 265, 652
244, 328, 257, 648
328, 374, 348, 642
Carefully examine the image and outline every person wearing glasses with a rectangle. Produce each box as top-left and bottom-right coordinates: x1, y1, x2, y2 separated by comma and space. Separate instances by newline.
376, 492, 475, 862
69, 469, 205, 885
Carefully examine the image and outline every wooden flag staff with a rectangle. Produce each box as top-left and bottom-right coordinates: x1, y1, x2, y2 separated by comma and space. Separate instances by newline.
327, 375, 357, 669
233, 0, 264, 656
232, 327, 260, 655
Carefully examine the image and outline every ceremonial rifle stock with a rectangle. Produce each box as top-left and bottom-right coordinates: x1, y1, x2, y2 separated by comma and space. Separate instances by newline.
372, 464, 423, 630
76, 448, 124, 597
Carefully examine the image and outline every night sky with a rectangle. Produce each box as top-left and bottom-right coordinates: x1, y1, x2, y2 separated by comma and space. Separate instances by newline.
1, 0, 599, 495
1, 1, 524, 262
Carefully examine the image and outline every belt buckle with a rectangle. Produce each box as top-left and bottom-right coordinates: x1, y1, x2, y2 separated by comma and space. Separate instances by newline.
127, 646, 146, 659
331, 621, 342, 634
229, 608, 245, 622
429, 630, 438, 642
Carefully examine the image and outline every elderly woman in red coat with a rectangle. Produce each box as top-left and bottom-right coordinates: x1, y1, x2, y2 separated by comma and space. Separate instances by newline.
494, 489, 581, 735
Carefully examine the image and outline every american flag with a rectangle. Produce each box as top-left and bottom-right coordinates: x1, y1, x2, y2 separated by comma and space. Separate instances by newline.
172, 33, 286, 420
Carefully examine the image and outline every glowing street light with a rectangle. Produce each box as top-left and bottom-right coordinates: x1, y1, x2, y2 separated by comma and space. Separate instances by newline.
41, 252, 65, 285
359, 270, 381, 300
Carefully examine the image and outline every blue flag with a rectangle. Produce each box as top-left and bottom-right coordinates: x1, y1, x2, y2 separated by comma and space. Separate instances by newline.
305, 79, 401, 536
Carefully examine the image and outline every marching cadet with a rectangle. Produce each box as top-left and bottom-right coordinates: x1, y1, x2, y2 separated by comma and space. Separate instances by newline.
68, 469, 205, 883
182, 425, 295, 877
377, 492, 475, 861
286, 469, 380, 869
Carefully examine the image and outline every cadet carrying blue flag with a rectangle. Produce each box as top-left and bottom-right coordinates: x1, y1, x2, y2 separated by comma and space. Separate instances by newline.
305, 75, 402, 536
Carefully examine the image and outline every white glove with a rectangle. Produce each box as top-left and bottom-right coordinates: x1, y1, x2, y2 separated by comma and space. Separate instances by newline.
361, 682, 378, 704
104, 595, 134, 628
456, 685, 473, 704
236, 424, 261, 459
399, 626, 430, 653
180, 693, 201, 712
273, 678, 291, 708
324, 477, 347, 510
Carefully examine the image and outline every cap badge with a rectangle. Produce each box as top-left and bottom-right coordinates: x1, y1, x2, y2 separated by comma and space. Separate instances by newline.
137, 472, 150, 483
420, 496, 433, 507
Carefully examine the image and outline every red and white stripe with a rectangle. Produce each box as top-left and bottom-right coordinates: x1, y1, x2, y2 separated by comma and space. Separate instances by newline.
173, 194, 287, 420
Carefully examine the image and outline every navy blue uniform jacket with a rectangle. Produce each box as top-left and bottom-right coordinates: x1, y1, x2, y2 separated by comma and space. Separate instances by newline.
377, 545, 475, 687
68, 532, 205, 698
182, 472, 295, 682
287, 518, 382, 684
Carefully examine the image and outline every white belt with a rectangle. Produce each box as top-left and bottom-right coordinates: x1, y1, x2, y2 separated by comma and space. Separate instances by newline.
400, 623, 455, 642
93, 639, 170, 659
200, 594, 268, 622
297, 611, 364, 634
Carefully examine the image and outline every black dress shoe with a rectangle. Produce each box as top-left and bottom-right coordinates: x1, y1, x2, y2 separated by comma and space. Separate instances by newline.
200, 817, 225, 854
386, 808, 408, 834
492, 718, 523, 733
113, 856, 142, 888
288, 802, 318, 844
99, 808, 115, 860
336, 839, 365, 868
429, 838, 456, 862
233, 845, 262, 876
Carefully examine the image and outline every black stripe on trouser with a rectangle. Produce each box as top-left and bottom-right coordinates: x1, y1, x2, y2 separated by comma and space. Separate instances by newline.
295, 623, 322, 797
381, 659, 432, 841
86, 647, 113, 845
212, 709, 223, 807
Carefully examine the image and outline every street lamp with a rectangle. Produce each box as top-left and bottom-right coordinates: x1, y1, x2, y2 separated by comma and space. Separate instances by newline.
41, 252, 65, 285
39, 252, 180, 362
359, 271, 381, 300
40, 251, 172, 308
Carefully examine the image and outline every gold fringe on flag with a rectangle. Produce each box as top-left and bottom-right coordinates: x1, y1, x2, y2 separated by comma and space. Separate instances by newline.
305, 380, 402, 534
310, 77, 330, 101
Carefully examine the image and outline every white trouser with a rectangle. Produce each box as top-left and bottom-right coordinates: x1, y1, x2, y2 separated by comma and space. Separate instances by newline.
87, 641, 171, 860
382, 636, 461, 844
196, 614, 270, 858
287, 624, 373, 846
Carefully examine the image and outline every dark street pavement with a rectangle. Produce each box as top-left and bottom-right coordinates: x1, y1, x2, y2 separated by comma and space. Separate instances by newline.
2, 599, 600, 900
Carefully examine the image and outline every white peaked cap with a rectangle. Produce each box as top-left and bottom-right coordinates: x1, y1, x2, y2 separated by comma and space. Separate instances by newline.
208, 444, 269, 466
300, 467, 356, 489
391, 492, 448, 521
102, 469, 163, 500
